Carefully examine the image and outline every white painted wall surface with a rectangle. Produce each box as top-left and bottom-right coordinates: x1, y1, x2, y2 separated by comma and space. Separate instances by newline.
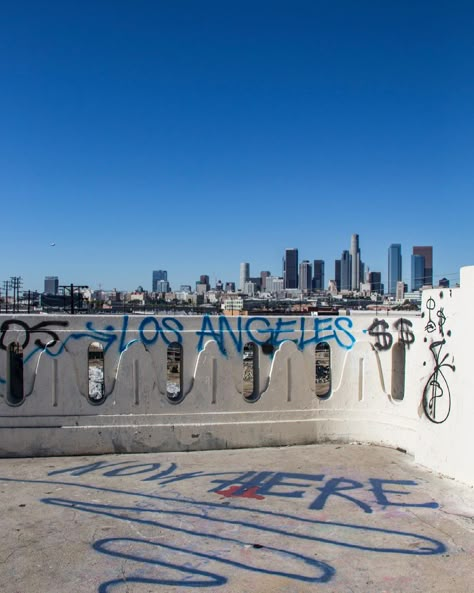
0, 267, 472, 486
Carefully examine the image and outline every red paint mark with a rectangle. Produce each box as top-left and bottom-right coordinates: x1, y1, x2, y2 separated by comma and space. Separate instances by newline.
216, 485, 265, 500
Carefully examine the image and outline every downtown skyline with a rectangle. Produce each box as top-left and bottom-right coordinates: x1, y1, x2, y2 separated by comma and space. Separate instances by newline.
0, 236, 460, 295
1, 3, 473, 292
22, 237, 442, 297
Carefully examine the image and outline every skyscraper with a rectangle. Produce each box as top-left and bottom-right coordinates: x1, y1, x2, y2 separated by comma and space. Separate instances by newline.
200, 275, 210, 291
152, 270, 167, 292
413, 246, 433, 286
340, 250, 351, 291
335, 259, 341, 292
388, 244, 402, 296
155, 280, 170, 293
260, 271, 271, 289
240, 263, 250, 291
368, 271, 383, 294
299, 260, 312, 292
411, 254, 425, 291
350, 234, 360, 291
284, 248, 298, 289
44, 276, 59, 295
313, 260, 325, 290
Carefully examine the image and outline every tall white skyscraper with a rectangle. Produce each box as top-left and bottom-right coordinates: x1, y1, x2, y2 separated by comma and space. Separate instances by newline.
240, 262, 250, 291
351, 234, 360, 291
299, 260, 312, 292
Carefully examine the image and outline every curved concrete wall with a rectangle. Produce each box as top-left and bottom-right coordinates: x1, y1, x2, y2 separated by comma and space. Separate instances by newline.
0, 267, 472, 486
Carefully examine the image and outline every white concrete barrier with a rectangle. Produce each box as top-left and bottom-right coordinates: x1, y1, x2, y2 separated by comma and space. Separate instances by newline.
1, 267, 472, 486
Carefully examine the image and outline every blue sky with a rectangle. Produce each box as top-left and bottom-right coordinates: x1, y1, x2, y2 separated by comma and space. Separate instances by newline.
1, 1, 473, 292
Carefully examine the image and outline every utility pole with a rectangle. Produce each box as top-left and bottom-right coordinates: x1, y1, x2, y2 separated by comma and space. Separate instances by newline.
10, 277, 22, 313
59, 284, 88, 314
3, 280, 10, 314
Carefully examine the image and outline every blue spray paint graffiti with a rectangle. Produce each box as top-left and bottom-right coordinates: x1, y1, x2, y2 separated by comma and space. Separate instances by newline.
48, 461, 439, 513
0, 471, 446, 592
0, 314, 357, 385
196, 315, 356, 356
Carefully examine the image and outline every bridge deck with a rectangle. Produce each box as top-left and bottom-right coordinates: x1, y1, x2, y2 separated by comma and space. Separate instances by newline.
1, 444, 473, 593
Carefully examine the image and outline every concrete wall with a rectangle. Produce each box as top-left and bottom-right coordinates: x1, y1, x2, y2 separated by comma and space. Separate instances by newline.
1, 267, 473, 486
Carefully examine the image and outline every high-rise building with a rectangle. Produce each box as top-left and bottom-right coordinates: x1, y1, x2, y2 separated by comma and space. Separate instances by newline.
260, 271, 271, 289
388, 244, 402, 296
155, 280, 170, 293
243, 281, 256, 296
299, 260, 312, 292
195, 282, 207, 295
249, 277, 262, 291
396, 281, 405, 301
350, 234, 361, 291
284, 248, 298, 289
411, 254, 425, 291
413, 246, 433, 286
152, 270, 167, 292
240, 263, 250, 291
225, 282, 236, 292
265, 276, 284, 294
340, 250, 351, 291
335, 259, 341, 292
44, 276, 59, 295
313, 260, 325, 290
198, 275, 210, 291
368, 271, 383, 294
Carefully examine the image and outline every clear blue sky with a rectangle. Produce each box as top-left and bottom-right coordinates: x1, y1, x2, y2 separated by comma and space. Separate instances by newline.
1, 1, 473, 292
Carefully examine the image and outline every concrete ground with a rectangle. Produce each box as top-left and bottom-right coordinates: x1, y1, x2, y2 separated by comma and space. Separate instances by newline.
0, 444, 473, 593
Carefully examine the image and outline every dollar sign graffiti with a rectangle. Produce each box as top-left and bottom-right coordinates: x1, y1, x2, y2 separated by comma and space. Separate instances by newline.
437, 307, 446, 337
367, 318, 393, 351
394, 318, 415, 347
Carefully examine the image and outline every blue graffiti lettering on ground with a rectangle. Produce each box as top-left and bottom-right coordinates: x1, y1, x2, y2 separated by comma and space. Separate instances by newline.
0, 470, 446, 592
49, 461, 440, 513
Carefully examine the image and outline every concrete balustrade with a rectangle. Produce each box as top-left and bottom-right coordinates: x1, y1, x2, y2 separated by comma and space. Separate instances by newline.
1, 267, 473, 487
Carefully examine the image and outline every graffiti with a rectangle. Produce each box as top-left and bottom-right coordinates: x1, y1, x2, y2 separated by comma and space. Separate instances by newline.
0, 315, 358, 386
424, 297, 437, 333
423, 340, 455, 424
0, 463, 447, 593
394, 318, 415, 347
0, 468, 446, 591
366, 318, 393, 350
0, 316, 356, 362
437, 307, 446, 336
48, 461, 439, 513
422, 296, 455, 424
196, 315, 356, 355
0, 319, 69, 351
366, 317, 416, 351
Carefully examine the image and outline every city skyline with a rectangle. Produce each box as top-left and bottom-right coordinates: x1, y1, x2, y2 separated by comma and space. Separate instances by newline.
1, 3, 473, 291
26, 236, 442, 296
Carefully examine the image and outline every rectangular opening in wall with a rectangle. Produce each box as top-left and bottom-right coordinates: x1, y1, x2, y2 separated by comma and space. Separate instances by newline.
243, 342, 259, 402
7, 342, 24, 405
167, 343, 183, 402
88, 342, 105, 404
391, 342, 406, 401
315, 343, 331, 398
